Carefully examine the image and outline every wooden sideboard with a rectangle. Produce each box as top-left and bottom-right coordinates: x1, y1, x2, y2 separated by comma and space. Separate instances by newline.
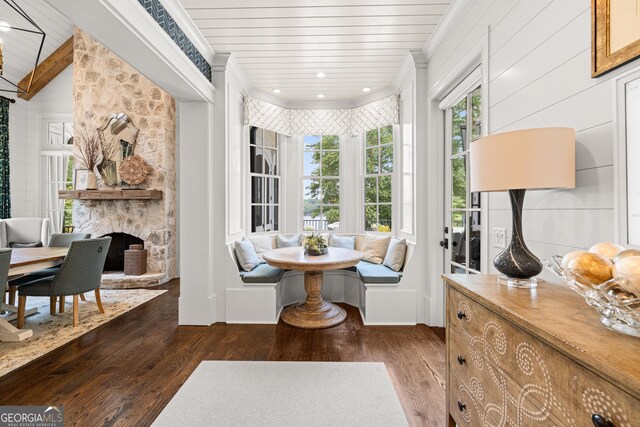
443, 274, 640, 427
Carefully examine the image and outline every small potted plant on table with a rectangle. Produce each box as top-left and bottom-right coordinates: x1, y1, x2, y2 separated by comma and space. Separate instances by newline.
304, 233, 328, 256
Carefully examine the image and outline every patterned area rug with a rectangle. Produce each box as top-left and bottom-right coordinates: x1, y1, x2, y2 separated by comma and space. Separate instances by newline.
0, 289, 166, 377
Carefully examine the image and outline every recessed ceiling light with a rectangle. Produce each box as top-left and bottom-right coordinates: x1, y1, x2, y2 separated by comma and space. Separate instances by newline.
316, 72, 325, 78
362, 87, 371, 92
272, 89, 281, 94
317, 94, 325, 99
0, 21, 11, 32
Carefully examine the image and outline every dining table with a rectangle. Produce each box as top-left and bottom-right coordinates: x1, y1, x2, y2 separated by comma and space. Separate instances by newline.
0, 247, 68, 342
262, 246, 363, 329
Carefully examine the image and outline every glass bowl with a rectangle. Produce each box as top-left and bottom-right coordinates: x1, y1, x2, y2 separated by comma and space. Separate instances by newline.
544, 256, 640, 337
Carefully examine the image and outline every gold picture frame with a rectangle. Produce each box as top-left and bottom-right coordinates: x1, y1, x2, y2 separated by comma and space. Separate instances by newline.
592, 0, 640, 77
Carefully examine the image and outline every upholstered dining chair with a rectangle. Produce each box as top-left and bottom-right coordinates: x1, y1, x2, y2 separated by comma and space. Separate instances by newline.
0, 249, 11, 310
16, 237, 111, 328
0, 218, 51, 248
7, 233, 92, 306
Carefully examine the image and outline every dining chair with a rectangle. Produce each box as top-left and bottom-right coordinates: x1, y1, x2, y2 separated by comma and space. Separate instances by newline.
17, 237, 111, 328
0, 249, 11, 310
7, 233, 92, 306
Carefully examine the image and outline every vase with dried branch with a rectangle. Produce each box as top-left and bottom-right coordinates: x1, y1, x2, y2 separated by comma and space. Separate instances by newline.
75, 128, 102, 190
119, 155, 151, 189
96, 132, 120, 186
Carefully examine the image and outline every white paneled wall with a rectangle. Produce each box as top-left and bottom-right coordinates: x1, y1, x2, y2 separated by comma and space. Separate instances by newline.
7, 66, 73, 218
426, 0, 640, 281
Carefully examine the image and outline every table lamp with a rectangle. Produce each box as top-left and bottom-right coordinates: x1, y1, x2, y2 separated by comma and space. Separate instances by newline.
470, 127, 575, 288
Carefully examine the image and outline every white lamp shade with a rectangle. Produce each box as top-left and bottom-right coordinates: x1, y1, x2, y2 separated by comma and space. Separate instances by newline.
470, 127, 576, 192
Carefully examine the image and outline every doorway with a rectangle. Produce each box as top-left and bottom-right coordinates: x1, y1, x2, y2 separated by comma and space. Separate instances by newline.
441, 72, 484, 275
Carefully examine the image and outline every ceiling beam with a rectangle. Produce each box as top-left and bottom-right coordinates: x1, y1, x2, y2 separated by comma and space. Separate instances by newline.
17, 36, 74, 101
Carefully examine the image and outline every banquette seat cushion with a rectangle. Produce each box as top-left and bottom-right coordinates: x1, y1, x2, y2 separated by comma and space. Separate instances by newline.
239, 264, 285, 283
355, 261, 402, 284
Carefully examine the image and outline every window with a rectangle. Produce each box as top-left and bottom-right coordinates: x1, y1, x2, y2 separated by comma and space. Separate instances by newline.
250, 127, 280, 232
364, 125, 393, 232
303, 135, 340, 231
40, 120, 75, 234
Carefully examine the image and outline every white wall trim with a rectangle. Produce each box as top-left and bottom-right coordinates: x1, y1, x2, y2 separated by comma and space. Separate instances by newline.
422, 0, 469, 61
613, 67, 640, 248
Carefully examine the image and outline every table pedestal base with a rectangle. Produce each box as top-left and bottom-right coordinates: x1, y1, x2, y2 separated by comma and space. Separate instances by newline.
281, 271, 346, 329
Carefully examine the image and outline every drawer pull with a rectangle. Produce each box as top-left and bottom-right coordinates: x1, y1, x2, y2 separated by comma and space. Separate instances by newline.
456, 310, 467, 320
457, 355, 466, 365
591, 414, 614, 427
457, 401, 467, 412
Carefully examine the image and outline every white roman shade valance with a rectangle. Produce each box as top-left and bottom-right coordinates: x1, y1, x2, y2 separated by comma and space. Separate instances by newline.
243, 95, 400, 136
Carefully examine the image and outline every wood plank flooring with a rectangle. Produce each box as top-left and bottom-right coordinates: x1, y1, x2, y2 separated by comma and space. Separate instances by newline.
0, 280, 447, 427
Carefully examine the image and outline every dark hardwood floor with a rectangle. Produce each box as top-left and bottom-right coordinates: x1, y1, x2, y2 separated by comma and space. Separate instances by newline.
0, 280, 447, 426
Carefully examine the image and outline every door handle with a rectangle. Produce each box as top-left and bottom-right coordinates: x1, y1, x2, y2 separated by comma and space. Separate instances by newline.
439, 238, 449, 249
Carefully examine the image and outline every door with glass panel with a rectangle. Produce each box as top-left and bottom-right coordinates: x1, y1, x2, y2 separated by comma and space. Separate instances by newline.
444, 85, 482, 274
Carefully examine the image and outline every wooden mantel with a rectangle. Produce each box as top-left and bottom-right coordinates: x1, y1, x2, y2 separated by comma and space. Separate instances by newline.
58, 190, 163, 200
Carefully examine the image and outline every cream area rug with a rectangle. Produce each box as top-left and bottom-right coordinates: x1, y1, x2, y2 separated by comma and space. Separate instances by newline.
0, 289, 166, 377
152, 361, 409, 427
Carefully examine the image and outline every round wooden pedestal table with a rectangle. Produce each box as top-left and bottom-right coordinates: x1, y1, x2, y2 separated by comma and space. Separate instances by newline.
262, 247, 363, 329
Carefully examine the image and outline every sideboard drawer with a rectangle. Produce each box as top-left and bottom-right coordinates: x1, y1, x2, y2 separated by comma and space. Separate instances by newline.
447, 287, 640, 426
449, 369, 490, 427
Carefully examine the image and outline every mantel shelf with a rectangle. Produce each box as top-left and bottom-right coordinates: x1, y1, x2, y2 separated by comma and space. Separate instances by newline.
58, 190, 163, 200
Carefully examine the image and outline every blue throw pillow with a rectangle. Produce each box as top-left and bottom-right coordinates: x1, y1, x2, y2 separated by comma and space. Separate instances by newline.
330, 235, 355, 249
276, 234, 301, 248
234, 240, 261, 272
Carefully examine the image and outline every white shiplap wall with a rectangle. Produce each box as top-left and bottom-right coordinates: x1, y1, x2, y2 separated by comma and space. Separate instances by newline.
426, 0, 640, 280
8, 66, 73, 218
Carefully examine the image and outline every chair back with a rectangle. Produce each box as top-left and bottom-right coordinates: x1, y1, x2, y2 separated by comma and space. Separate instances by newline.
0, 248, 11, 296
0, 218, 51, 248
49, 233, 92, 248
51, 237, 111, 295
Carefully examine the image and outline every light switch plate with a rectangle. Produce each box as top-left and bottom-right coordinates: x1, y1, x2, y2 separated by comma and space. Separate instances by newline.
493, 227, 507, 249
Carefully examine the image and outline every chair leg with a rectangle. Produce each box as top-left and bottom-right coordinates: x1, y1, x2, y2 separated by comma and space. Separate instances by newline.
9, 285, 16, 305
17, 295, 27, 329
59, 295, 65, 313
79, 293, 86, 302
50, 297, 57, 315
73, 295, 79, 327
95, 288, 105, 314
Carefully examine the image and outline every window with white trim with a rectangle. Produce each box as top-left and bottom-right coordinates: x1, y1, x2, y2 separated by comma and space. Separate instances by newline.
364, 125, 393, 232
250, 126, 280, 232
303, 135, 340, 231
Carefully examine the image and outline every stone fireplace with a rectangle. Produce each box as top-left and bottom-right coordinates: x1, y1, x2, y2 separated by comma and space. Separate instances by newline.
72, 28, 176, 288
102, 232, 144, 272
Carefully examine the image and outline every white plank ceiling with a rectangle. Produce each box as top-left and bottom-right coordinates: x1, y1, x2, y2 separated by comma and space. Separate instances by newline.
180, 0, 452, 101
0, 0, 73, 95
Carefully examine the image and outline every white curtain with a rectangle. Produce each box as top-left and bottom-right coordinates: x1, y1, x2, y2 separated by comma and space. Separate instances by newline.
46, 154, 70, 234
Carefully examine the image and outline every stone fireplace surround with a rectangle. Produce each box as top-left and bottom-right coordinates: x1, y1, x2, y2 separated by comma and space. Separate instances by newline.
72, 28, 177, 288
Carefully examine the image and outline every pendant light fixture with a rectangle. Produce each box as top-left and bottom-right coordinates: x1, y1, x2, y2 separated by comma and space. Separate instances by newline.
0, 0, 46, 95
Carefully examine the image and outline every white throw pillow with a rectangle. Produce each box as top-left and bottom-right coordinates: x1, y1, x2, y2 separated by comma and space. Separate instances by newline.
247, 235, 275, 260
276, 234, 301, 248
234, 240, 261, 272
330, 235, 355, 249
383, 238, 407, 271
362, 234, 391, 264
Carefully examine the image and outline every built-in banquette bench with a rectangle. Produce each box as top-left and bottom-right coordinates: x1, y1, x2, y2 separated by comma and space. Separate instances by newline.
225, 234, 415, 325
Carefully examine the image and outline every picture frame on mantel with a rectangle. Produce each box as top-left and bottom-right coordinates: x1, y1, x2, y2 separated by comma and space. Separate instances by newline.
74, 169, 90, 190
592, 0, 640, 77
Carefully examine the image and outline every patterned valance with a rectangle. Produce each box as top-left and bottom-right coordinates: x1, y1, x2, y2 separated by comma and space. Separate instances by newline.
243, 95, 399, 136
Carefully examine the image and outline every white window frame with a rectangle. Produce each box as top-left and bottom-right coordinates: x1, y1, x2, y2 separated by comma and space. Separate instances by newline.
249, 126, 281, 234
615, 67, 640, 248
363, 125, 394, 234
302, 134, 341, 232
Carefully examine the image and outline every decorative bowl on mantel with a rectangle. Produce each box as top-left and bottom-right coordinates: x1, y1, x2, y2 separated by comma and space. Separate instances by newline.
545, 256, 640, 337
